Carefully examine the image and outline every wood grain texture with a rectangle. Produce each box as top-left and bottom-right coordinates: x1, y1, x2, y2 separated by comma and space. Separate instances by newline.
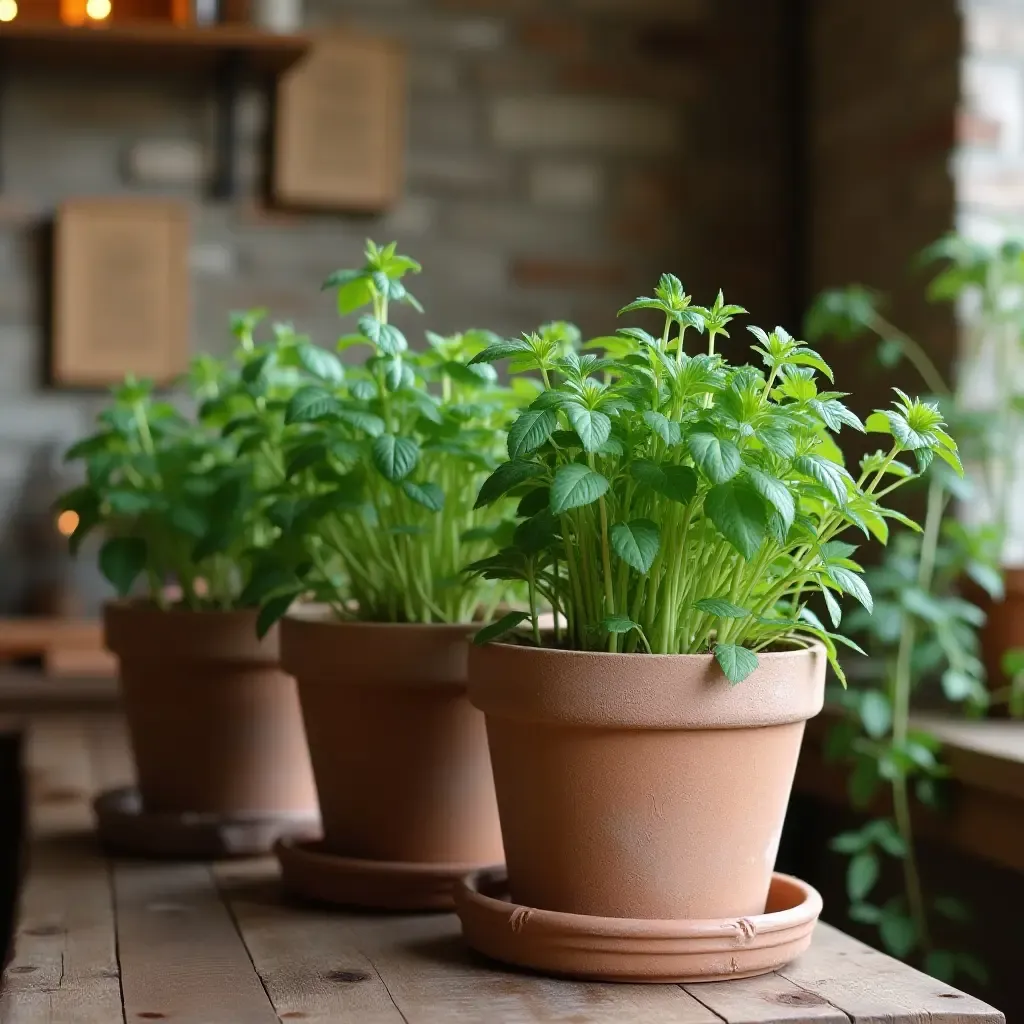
778, 924, 1004, 1023
217, 859, 723, 1023
0, 718, 122, 1024
114, 861, 279, 1024
0, 713, 1008, 1024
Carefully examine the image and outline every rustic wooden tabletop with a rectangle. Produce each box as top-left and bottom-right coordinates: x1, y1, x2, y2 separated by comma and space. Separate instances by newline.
0, 712, 1006, 1023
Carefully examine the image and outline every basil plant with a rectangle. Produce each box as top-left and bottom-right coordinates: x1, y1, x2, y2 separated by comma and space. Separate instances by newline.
470, 276, 963, 683
223, 241, 524, 634
56, 370, 274, 609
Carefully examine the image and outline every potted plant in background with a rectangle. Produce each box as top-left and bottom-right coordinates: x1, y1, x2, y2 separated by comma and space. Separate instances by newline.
237, 241, 524, 909
799, 235, 1022, 983
457, 277, 959, 982
56, 365, 318, 855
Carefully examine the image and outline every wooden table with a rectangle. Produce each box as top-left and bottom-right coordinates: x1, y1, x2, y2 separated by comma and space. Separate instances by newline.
0, 713, 1006, 1023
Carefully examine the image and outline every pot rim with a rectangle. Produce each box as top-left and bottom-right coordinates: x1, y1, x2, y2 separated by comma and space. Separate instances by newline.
476, 637, 827, 663
104, 598, 260, 619
283, 603, 478, 635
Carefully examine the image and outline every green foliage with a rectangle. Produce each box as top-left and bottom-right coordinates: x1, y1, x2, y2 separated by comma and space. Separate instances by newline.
469, 277, 957, 680
220, 240, 521, 633
804, 233, 1024, 987
55, 371, 275, 609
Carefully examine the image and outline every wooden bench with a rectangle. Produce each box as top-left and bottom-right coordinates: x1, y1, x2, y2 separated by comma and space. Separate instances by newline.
0, 713, 1006, 1023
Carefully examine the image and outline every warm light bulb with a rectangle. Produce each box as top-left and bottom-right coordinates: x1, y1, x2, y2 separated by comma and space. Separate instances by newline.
56, 510, 80, 537
85, 0, 110, 19
0, 0, 18, 22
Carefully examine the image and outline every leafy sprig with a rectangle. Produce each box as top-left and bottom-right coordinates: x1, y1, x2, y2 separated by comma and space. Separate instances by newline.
469, 276, 961, 683
221, 240, 523, 633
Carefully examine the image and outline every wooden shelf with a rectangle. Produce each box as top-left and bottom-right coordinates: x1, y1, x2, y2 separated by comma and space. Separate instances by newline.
0, 21, 312, 74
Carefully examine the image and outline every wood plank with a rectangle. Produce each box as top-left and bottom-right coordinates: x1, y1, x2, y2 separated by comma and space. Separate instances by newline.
216, 858, 724, 1024
684, 969, 850, 1023
0, 717, 122, 1023
778, 924, 1004, 1023
914, 715, 1024, 804
114, 860, 278, 1024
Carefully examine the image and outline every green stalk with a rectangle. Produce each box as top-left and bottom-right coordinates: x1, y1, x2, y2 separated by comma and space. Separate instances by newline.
889, 475, 945, 955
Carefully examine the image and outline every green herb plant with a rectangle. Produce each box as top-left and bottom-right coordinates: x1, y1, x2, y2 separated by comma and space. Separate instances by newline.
55, 370, 271, 608
801, 234, 1024, 985
223, 240, 525, 633
469, 275, 960, 687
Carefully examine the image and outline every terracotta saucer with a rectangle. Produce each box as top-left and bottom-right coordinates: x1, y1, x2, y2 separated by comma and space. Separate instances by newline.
455, 868, 822, 983
94, 786, 320, 860
275, 836, 502, 912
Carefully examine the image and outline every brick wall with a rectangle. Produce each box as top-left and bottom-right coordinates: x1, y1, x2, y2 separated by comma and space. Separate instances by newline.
806, 0, 961, 423
0, 0, 795, 612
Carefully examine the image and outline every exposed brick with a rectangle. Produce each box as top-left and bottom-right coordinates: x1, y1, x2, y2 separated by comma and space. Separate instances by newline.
408, 152, 512, 195
473, 54, 556, 92
519, 16, 590, 56
568, 0, 707, 20
407, 54, 462, 93
124, 139, 207, 187
408, 97, 481, 150
528, 160, 605, 208
512, 258, 628, 289
559, 60, 701, 100
491, 97, 680, 150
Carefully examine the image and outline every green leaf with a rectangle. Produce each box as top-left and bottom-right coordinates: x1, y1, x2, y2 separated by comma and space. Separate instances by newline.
757, 428, 797, 459
941, 669, 977, 702
847, 850, 879, 902
695, 598, 750, 618
714, 643, 759, 684
849, 903, 884, 925
336, 409, 386, 437
688, 433, 741, 484
298, 344, 344, 384
105, 490, 155, 516
550, 463, 609, 514
286, 386, 339, 424
402, 480, 444, 512
474, 610, 530, 645
285, 442, 327, 478
659, 464, 698, 504
468, 338, 531, 365
99, 537, 147, 597
865, 411, 891, 434
358, 315, 407, 355
642, 410, 681, 446
705, 481, 767, 559
826, 564, 873, 613
610, 519, 660, 573
566, 405, 612, 453
601, 616, 641, 634
240, 566, 298, 608
507, 409, 557, 460
744, 468, 795, 531
879, 913, 918, 959
475, 460, 545, 508
256, 591, 301, 639
859, 691, 892, 739
794, 454, 850, 506
372, 434, 420, 482
829, 830, 869, 854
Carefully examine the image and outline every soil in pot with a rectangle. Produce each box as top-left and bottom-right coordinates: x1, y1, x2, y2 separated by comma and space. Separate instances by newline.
280, 609, 504, 867
468, 641, 826, 922
104, 602, 318, 817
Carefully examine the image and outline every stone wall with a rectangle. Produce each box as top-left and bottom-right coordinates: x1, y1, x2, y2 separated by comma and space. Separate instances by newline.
0, 0, 795, 612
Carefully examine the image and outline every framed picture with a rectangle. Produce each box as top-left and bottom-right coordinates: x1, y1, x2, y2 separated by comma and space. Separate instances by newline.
53, 198, 189, 386
274, 34, 404, 211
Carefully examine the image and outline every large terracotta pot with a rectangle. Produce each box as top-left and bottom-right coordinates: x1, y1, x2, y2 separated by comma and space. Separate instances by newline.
279, 610, 504, 865
104, 602, 318, 816
468, 642, 826, 921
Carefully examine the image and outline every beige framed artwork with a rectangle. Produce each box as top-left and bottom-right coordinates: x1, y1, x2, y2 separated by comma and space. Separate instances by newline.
274, 35, 404, 211
53, 198, 189, 387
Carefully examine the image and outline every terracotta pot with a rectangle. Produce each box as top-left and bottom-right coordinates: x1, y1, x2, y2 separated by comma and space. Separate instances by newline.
104, 602, 318, 816
279, 610, 504, 865
468, 642, 826, 921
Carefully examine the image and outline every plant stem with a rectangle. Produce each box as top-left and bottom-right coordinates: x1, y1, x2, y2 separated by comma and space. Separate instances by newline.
890, 475, 945, 955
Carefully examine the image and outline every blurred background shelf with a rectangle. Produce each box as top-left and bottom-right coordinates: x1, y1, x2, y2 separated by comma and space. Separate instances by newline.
0, 22, 311, 73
